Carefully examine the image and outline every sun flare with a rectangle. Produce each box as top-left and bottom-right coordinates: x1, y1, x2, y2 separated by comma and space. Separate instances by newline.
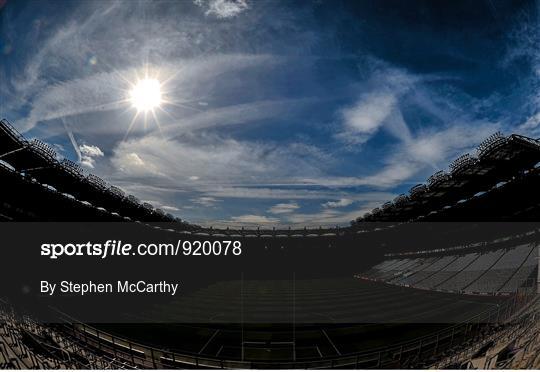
130, 78, 162, 112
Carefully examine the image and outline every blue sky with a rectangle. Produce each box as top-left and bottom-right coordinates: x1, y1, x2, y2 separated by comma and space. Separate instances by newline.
0, 0, 539, 227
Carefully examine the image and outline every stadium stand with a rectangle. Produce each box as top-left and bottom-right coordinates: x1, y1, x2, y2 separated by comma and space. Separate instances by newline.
388, 257, 438, 285
1, 117, 540, 369
0, 300, 132, 369
362, 240, 538, 296
464, 244, 537, 294
435, 249, 506, 293
430, 299, 539, 369
416, 253, 480, 291
354, 133, 540, 224
3, 117, 540, 235
0, 119, 175, 224
403, 255, 458, 286
499, 246, 539, 293
2, 291, 537, 369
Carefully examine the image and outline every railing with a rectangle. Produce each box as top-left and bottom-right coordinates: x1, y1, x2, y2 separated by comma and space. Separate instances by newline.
510, 134, 540, 151
60, 159, 84, 177
510, 317, 540, 368
385, 231, 540, 258
409, 183, 427, 198
393, 194, 409, 206
0, 119, 26, 143
427, 170, 449, 187
86, 174, 107, 190
382, 201, 393, 210
431, 294, 539, 369
45, 285, 537, 369
142, 202, 154, 211
0, 298, 138, 369
108, 185, 125, 198
477, 132, 506, 159
30, 139, 57, 162
127, 195, 140, 205
450, 153, 477, 175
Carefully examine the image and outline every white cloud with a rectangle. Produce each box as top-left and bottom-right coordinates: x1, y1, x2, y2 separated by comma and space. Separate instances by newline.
125, 153, 144, 166
159, 97, 313, 138
367, 122, 502, 187
6, 1, 523, 228
335, 65, 416, 145
206, 194, 391, 228
140, 199, 180, 213
19, 71, 127, 133
194, 0, 249, 19
202, 187, 394, 201
519, 113, 540, 135
18, 54, 280, 134
191, 196, 220, 207
284, 207, 373, 227
110, 133, 330, 187
80, 144, 104, 157
113, 152, 146, 173
161, 205, 180, 212
230, 214, 279, 225
302, 122, 501, 189
106, 120, 497, 204
338, 92, 397, 144
268, 202, 300, 214
53, 143, 65, 153
322, 198, 353, 208
202, 187, 334, 199
79, 144, 104, 168
6, 6, 129, 127
2, 0, 286, 135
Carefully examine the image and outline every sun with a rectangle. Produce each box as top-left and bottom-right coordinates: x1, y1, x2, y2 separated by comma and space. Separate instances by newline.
130, 78, 162, 112
121, 66, 198, 140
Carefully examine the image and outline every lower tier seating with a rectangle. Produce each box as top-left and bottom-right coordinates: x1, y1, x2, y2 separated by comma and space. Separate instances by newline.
362, 243, 538, 296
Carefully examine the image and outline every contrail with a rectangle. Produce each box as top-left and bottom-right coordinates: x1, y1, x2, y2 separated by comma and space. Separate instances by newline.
62, 118, 81, 162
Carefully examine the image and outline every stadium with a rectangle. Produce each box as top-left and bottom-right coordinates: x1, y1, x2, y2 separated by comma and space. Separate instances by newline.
0, 114, 539, 369
1, 0, 540, 370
